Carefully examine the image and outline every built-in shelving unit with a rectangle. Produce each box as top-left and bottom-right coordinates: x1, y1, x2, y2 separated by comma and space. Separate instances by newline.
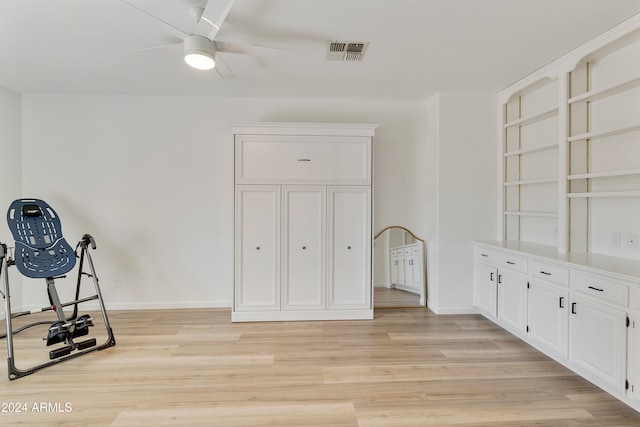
497, 13, 640, 260
503, 106, 559, 128
487, 14, 640, 415
567, 26, 640, 257
567, 123, 640, 142
500, 77, 560, 247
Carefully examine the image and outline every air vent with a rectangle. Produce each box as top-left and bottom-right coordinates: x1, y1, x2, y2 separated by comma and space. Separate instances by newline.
327, 40, 369, 61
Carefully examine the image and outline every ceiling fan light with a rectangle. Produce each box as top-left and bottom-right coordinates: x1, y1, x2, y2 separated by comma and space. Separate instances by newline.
183, 35, 216, 70
184, 52, 215, 70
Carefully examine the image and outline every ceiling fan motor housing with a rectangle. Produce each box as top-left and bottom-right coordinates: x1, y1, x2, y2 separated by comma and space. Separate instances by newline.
183, 35, 216, 70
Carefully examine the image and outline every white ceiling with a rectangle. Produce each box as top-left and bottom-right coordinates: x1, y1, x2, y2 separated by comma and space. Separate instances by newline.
2, 0, 640, 99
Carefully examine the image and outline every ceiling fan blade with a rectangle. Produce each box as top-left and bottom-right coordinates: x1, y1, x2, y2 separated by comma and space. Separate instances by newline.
215, 40, 289, 57
120, 0, 188, 40
132, 43, 182, 54
195, 0, 236, 40
214, 54, 236, 79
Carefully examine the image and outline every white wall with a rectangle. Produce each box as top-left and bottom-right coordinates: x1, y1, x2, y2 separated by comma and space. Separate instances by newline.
20, 94, 431, 310
0, 85, 23, 309
425, 92, 498, 314
0, 86, 22, 241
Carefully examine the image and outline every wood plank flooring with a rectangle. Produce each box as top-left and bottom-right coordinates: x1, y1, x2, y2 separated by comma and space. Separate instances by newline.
1, 308, 640, 426
374, 287, 422, 307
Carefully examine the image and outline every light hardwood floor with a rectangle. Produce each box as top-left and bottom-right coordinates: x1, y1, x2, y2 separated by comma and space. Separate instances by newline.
1, 308, 640, 426
374, 287, 422, 308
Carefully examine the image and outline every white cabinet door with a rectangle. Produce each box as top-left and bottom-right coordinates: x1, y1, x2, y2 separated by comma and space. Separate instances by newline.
282, 186, 326, 310
475, 262, 498, 317
497, 270, 528, 333
569, 295, 627, 390
528, 280, 569, 358
327, 186, 371, 309
235, 186, 281, 311
404, 249, 416, 290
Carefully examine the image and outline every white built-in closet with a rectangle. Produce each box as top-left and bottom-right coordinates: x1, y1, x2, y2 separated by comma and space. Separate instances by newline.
231, 122, 377, 322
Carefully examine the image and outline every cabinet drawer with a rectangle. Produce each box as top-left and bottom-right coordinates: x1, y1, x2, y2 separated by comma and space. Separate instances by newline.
530, 260, 569, 287
572, 271, 629, 308
235, 135, 371, 184
475, 247, 497, 264
498, 252, 528, 274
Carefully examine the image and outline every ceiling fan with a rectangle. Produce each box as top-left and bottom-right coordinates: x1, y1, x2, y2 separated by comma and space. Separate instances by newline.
120, 0, 286, 78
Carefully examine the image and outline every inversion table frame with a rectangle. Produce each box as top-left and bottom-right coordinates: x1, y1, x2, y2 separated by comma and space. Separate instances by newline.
0, 199, 115, 380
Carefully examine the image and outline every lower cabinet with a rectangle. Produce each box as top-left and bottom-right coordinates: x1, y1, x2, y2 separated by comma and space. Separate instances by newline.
475, 262, 497, 317
390, 244, 423, 294
528, 280, 569, 358
497, 270, 528, 333
569, 294, 627, 391
474, 242, 640, 413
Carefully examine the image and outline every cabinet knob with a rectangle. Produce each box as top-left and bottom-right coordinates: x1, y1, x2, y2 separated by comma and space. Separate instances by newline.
302, 246, 307, 250
347, 246, 352, 250
256, 246, 260, 250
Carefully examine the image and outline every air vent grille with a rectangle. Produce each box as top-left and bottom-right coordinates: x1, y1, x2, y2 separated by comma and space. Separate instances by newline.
327, 40, 369, 61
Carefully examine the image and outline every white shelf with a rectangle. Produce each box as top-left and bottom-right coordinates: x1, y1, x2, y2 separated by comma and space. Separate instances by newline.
504, 143, 558, 157
568, 168, 640, 180
568, 76, 640, 104
568, 191, 640, 198
568, 123, 640, 142
504, 211, 558, 218
504, 107, 559, 128
504, 177, 558, 186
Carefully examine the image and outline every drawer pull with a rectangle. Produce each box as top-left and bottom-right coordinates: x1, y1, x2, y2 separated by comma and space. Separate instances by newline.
498, 274, 503, 284
297, 158, 311, 162
506, 261, 515, 265
480, 253, 488, 257
256, 246, 260, 250
302, 246, 307, 250
559, 296, 564, 308
539, 271, 551, 276
571, 302, 577, 314
490, 272, 494, 281
587, 285, 604, 292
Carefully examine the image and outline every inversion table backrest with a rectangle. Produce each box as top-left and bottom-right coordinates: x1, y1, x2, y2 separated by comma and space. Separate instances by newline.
7, 198, 76, 279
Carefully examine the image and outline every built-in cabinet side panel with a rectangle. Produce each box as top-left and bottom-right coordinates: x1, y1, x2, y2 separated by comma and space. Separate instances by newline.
629, 311, 640, 402
528, 280, 569, 357
235, 186, 281, 311
327, 186, 372, 309
282, 186, 326, 310
569, 294, 627, 391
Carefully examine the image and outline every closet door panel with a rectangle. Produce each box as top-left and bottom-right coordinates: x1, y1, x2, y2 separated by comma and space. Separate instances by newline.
327, 186, 372, 309
235, 186, 281, 311
282, 186, 326, 310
